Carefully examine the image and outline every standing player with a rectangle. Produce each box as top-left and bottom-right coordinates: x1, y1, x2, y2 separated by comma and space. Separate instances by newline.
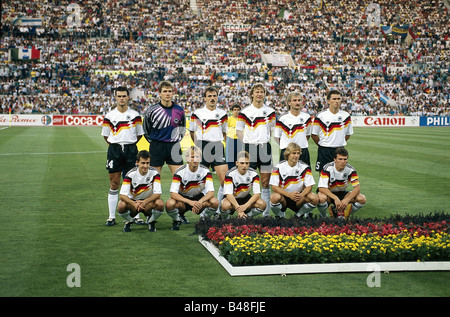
142, 80, 185, 175
269, 143, 318, 218
274, 91, 312, 166
311, 89, 353, 172
117, 150, 164, 232
166, 146, 219, 230
317, 147, 366, 219
236, 83, 276, 217
189, 86, 228, 207
225, 104, 242, 169
102, 86, 144, 226
219, 151, 266, 219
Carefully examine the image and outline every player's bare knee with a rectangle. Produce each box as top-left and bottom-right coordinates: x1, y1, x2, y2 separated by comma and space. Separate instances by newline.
270, 193, 282, 204
357, 194, 367, 204
308, 193, 319, 205
117, 201, 127, 213
209, 197, 219, 209
255, 198, 266, 210
318, 192, 327, 204
221, 199, 231, 211
165, 199, 177, 210
155, 199, 165, 211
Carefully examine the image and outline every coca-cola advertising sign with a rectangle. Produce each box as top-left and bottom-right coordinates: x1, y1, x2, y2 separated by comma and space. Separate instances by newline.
53, 115, 104, 126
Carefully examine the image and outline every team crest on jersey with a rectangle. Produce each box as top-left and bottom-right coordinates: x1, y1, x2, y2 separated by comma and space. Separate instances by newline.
246, 176, 251, 182
294, 169, 300, 175
146, 177, 151, 182
215, 113, 220, 119
126, 115, 131, 121
196, 174, 201, 179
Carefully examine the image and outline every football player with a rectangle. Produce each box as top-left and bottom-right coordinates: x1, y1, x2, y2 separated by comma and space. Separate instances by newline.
269, 143, 318, 218
219, 151, 266, 219
165, 146, 219, 230
117, 150, 164, 232
317, 147, 366, 219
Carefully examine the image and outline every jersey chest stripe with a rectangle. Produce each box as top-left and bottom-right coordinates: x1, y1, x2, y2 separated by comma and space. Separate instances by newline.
182, 183, 201, 190
198, 120, 224, 131
133, 186, 151, 195
109, 125, 132, 135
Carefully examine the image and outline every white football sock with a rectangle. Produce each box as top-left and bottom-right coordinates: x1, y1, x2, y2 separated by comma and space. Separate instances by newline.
118, 210, 133, 222
317, 202, 328, 218
270, 202, 284, 217
296, 202, 316, 217
261, 187, 271, 217
108, 189, 118, 219
351, 202, 365, 214
148, 209, 163, 222
167, 208, 181, 221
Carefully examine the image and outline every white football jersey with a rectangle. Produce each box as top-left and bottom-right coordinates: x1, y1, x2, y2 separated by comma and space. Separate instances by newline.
236, 104, 276, 144
270, 160, 315, 192
102, 107, 144, 144
311, 109, 353, 147
223, 167, 260, 199
189, 106, 228, 142
274, 111, 312, 149
170, 164, 215, 197
318, 162, 359, 193
120, 167, 162, 200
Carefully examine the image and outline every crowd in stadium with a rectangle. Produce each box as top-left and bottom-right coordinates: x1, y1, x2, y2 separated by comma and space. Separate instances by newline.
1, 0, 449, 117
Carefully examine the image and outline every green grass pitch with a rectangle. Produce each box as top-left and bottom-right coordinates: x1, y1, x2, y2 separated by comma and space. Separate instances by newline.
0, 126, 449, 297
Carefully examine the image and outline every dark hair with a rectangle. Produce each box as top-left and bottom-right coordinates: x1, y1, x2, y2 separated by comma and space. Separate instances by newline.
136, 150, 151, 161
326, 89, 342, 100
203, 86, 219, 97
230, 104, 241, 111
115, 86, 129, 96
334, 147, 349, 158
158, 80, 173, 92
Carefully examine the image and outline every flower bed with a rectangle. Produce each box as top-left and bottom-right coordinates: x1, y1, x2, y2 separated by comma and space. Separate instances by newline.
196, 213, 450, 266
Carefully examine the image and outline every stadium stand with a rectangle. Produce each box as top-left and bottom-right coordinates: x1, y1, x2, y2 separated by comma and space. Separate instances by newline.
0, 0, 448, 117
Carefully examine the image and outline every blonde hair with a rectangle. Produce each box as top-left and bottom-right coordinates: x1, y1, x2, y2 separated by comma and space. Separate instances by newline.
237, 150, 250, 161
185, 146, 202, 160
283, 143, 302, 161
249, 83, 267, 102
286, 91, 303, 106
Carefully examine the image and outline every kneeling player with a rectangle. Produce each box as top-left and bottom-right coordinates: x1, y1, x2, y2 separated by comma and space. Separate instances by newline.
269, 143, 318, 218
219, 151, 266, 219
118, 150, 164, 232
317, 147, 366, 219
165, 146, 219, 230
